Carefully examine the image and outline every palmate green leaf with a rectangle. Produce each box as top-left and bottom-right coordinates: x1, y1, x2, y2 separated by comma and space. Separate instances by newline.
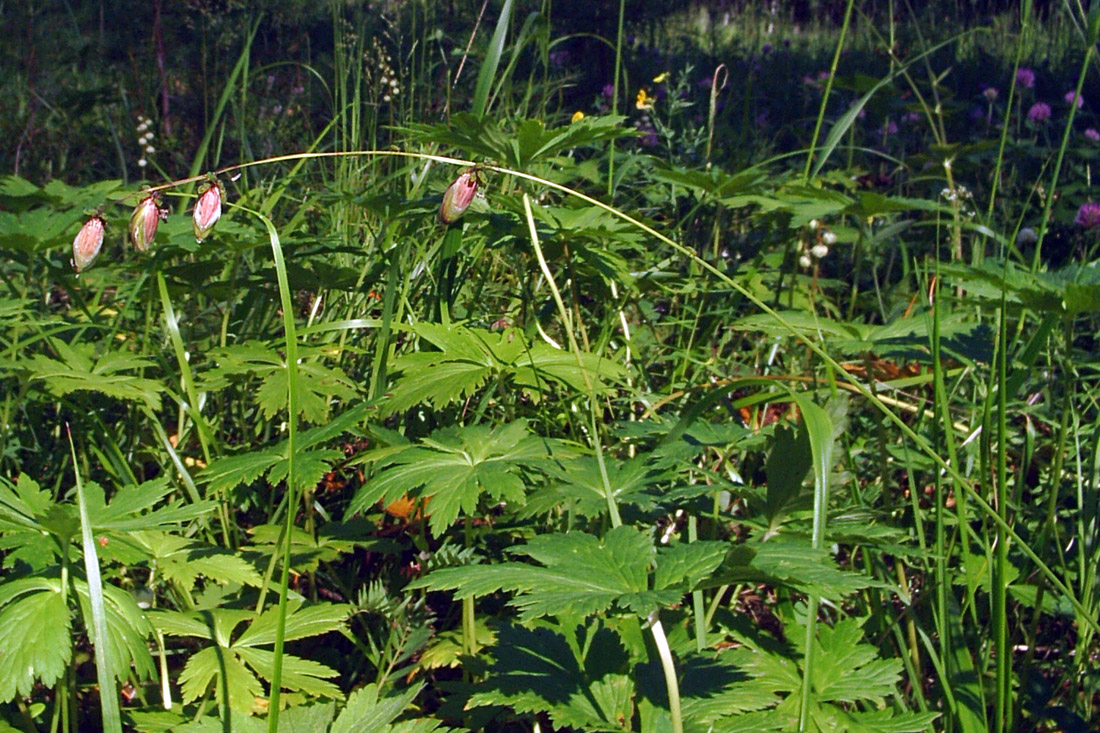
203, 341, 358, 424
700, 537, 882, 601
178, 646, 265, 713
942, 258, 1100, 318
199, 446, 344, 495
348, 420, 563, 534
710, 614, 936, 732
654, 541, 730, 591
234, 647, 342, 700
467, 622, 634, 732
196, 404, 368, 495
0, 577, 71, 703
520, 454, 663, 518
0, 473, 54, 532
233, 600, 349, 647
199, 448, 282, 494
381, 322, 625, 417
398, 113, 631, 169
83, 478, 214, 531
156, 601, 350, 714
131, 531, 263, 590
651, 161, 768, 199
332, 682, 456, 733
23, 340, 163, 408
410, 526, 690, 621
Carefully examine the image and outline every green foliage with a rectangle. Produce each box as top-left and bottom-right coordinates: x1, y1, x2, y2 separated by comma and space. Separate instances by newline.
380, 322, 626, 416
349, 419, 569, 534
5, 3, 1100, 730
153, 600, 350, 715
410, 525, 727, 620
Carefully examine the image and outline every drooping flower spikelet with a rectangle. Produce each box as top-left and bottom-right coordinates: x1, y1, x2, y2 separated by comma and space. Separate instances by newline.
72, 215, 105, 273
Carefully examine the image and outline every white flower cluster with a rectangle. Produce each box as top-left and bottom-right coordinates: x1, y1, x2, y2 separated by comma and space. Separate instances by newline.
940, 184, 976, 218
799, 220, 836, 268
370, 38, 401, 104
136, 115, 155, 169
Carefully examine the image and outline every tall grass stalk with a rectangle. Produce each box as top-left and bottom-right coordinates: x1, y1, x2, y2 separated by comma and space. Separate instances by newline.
802, 0, 856, 183
67, 426, 123, 733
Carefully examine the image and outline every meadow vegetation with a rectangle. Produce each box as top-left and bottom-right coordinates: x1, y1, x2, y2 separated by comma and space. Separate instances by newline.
2, 1, 1100, 731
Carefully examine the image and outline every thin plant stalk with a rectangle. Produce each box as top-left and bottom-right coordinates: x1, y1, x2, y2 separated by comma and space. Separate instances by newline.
802, 0, 857, 183
1033, 9, 1100, 269
67, 425, 123, 733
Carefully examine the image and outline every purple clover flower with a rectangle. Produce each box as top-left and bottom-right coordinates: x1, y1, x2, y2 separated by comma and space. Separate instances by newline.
1016, 67, 1036, 89
1027, 102, 1051, 123
1075, 201, 1100, 228
1064, 90, 1084, 108
1086, 128, 1100, 142
601, 83, 615, 98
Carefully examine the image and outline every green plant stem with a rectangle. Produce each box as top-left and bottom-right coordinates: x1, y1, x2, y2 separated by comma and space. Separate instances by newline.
608, 0, 626, 197
993, 294, 1011, 731
802, 0, 856, 183
1033, 11, 1099, 269
244, 211, 301, 733
688, 515, 706, 653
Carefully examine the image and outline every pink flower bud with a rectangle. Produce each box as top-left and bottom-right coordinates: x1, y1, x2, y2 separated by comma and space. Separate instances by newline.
439, 171, 479, 225
72, 216, 105, 273
193, 180, 222, 242
129, 194, 166, 253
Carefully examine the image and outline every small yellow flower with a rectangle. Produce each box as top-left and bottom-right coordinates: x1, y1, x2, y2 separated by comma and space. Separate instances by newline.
635, 89, 655, 110
652, 71, 670, 84
571, 110, 585, 123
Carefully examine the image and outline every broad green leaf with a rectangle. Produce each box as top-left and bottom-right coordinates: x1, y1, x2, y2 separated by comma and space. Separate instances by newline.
348, 420, 563, 534
84, 478, 214, 531
233, 647, 342, 700
653, 540, 729, 591
702, 538, 882, 600
132, 532, 263, 590
178, 646, 264, 714
467, 622, 634, 731
764, 424, 813, 526
381, 322, 624, 417
202, 341, 358, 424
234, 600, 349, 647
24, 341, 163, 408
332, 682, 456, 733
410, 525, 682, 620
0, 578, 70, 703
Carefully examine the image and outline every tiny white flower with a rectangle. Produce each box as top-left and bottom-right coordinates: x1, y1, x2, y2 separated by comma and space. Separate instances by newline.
809, 219, 820, 230
821, 230, 837, 245
145, 145, 155, 154
138, 158, 148, 168
811, 243, 829, 259
799, 254, 812, 268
